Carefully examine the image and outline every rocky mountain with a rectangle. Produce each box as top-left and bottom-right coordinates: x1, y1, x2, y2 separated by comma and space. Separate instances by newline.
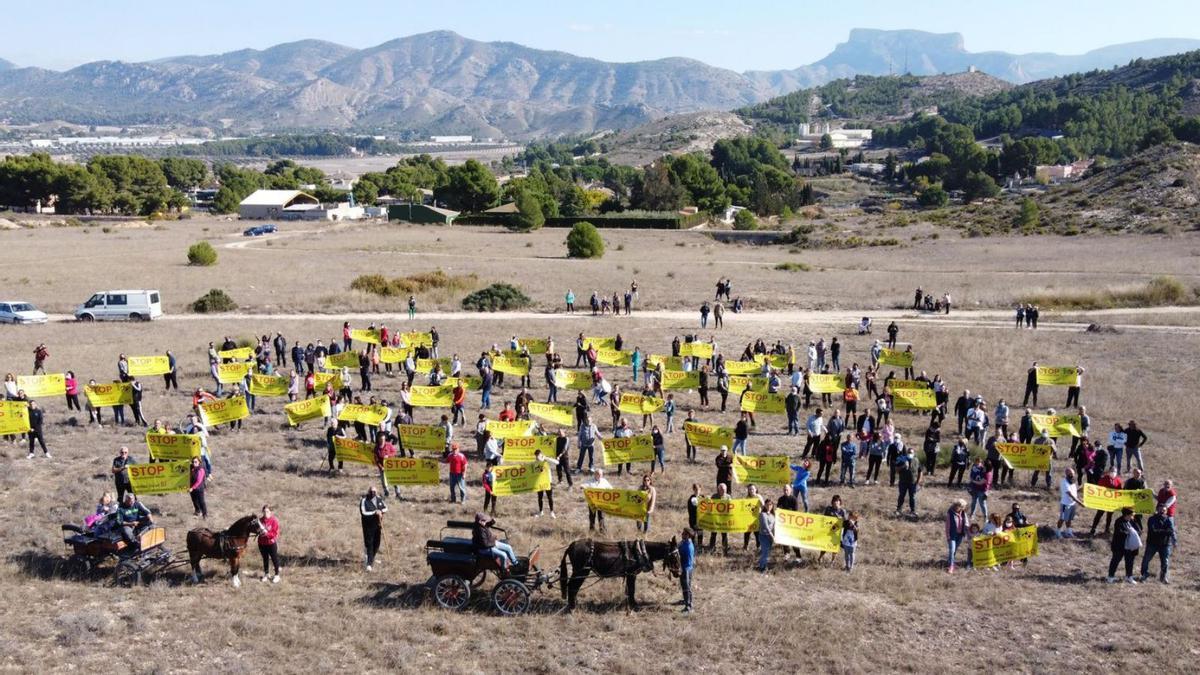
0, 29, 1197, 138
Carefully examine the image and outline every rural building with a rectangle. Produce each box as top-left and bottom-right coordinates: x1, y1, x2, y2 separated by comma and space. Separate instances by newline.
238, 190, 320, 219
484, 202, 519, 214
388, 203, 460, 225
795, 122, 873, 149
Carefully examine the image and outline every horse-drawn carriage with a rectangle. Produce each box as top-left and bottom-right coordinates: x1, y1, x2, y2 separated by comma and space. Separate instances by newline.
423, 520, 559, 615
61, 522, 182, 585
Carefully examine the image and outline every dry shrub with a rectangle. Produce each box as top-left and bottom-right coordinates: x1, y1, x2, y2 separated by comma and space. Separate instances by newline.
1020, 275, 1192, 310
350, 270, 478, 298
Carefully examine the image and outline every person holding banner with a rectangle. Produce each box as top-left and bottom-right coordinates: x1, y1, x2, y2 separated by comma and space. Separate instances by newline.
359, 487, 388, 572
1106, 508, 1142, 584
443, 443, 468, 503
533, 450, 558, 519
635, 474, 657, 534
188, 457, 208, 519
24, 400, 48, 458
1088, 467, 1123, 536
65, 371, 81, 412
789, 460, 812, 512
1029, 430, 1056, 489
706, 483, 731, 555
326, 423, 346, 474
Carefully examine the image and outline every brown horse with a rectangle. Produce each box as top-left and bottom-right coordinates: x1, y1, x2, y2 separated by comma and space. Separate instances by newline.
559, 538, 679, 611
187, 515, 263, 588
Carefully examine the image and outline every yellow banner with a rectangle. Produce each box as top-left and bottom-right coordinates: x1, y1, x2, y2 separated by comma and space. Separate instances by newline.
684, 421, 734, 449
892, 388, 937, 410
729, 375, 768, 393
582, 336, 616, 350
415, 357, 453, 374
697, 497, 761, 533
732, 455, 791, 485
380, 346, 410, 364
807, 373, 844, 394
528, 402, 575, 427
248, 373, 289, 397
889, 378, 930, 390
17, 373, 65, 398
126, 460, 192, 496
216, 362, 252, 384
199, 396, 250, 426
995, 442, 1053, 471
753, 353, 790, 369
595, 348, 632, 366
740, 391, 786, 414
972, 526, 1039, 568
1081, 483, 1156, 514
618, 393, 664, 415
339, 403, 389, 426
313, 371, 343, 392
584, 488, 650, 520
85, 382, 133, 407
878, 348, 914, 367
145, 432, 202, 461
411, 385, 454, 407
326, 351, 360, 369
0, 400, 31, 435
383, 457, 440, 486
517, 337, 550, 354
679, 342, 713, 359
647, 354, 683, 371
493, 354, 531, 376
218, 346, 254, 360
601, 435, 655, 465
284, 396, 329, 426
400, 331, 433, 347
1031, 414, 1081, 438
661, 370, 699, 390
446, 376, 482, 391
773, 509, 843, 553
1036, 366, 1079, 386
486, 419, 536, 440
502, 435, 557, 463
127, 355, 171, 377
397, 424, 447, 453
554, 369, 593, 390
490, 461, 552, 496
724, 360, 761, 375
333, 436, 376, 465
350, 328, 381, 345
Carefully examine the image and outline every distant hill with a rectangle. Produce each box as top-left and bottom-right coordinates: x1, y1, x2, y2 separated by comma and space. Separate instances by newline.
0, 58, 14, 71
601, 111, 753, 166
0, 29, 1197, 137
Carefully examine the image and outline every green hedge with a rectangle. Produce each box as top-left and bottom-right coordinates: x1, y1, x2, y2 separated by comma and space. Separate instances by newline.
456, 212, 707, 229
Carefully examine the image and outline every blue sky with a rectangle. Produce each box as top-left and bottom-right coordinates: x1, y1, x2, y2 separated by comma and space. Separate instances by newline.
6, 0, 1199, 71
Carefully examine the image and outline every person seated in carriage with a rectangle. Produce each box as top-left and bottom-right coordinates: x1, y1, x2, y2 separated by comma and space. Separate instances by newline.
858, 317, 872, 335
84, 492, 119, 536
116, 493, 154, 551
472, 512, 517, 572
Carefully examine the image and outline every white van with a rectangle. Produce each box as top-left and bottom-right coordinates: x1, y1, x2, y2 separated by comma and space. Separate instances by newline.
74, 290, 163, 322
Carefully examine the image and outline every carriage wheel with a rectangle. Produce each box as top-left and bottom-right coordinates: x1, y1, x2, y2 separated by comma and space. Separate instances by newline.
65, 555, 93, 578
433, 575, 471, 611
113, 559, 143, 586
492, 579, 531, 616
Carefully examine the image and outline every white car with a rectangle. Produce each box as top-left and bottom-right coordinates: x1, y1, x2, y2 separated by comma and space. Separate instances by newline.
0, 301, 49, 324
74, 290, 163, 322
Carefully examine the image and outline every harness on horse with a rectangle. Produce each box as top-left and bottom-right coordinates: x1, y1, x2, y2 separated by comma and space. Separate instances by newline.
216, 531, 245, 558
615, 540, 653, 575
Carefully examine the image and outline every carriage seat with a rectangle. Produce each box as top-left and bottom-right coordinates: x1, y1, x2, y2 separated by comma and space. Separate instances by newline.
426, 551, 477, 567
425, 537, 473, 554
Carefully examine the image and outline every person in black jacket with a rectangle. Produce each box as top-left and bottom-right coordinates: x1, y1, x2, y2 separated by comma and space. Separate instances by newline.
1022, 363, 1038, 407
953, 390, 972, 435
1106, 507, 1141, 583
359, 487, 388, 572
1140, 504, 1177, 583
26, 400, 49, 458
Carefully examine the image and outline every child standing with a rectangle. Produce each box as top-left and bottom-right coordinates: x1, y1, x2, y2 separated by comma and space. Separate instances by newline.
841, 511, 860, 572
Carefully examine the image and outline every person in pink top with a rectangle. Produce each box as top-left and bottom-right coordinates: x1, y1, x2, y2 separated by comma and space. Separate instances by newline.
188, 457, 207, 519
64, 371, 81, 411
258, 505, 281, 583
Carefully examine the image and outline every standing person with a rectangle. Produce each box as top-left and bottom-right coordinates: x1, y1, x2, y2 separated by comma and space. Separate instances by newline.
716, 370, 730, 412
359, 487, 387, 572
32, 343, 49, 374
1124, 421, 1148, 473
706, 483, 731, 555
1055, 468, 1084, 538
443, 443, 468, 504
678, 528, 696, 613
885, 323, 898, 350
922, 421, 941, 476
554, 430, 573, 487
713, 301, 724, 329
583, 469, 611, 532
699, 302, 710, 328
163, 351, 179, 391
112, 446, 135, 502
967, 457, 992, 520
1089, 467, 1123, 536
257, 505, 281, 584
26, 400, 48, 458
636, 474, 657, 534
1022, 363, 1039, 407
1156, 480, 1177, 525
1107, 508, 1141, 584
650, 425, 666, 474
756, 499, 775, 572
188, 457, 208, 519
732, 415, 749, 455
841, 512, 860, 572
789, 460, 812, 512
785, 386, 801, 436
64, 371, 81, 411
802, 408, 825, 458
407, 295, 416, 320
129, 378, 148, 426
947, 437, 970, 486
533, 450, 558, 519
895, 449, 921, 516
839, 435, 858, 487
575, 416, 598, 472
326, 423, 345, 474
715, 446, 733, 493
565, 289, 575, 313
946, 499, 968, 573
1140, 504, 1177, 583
1107, 423, 1127, 476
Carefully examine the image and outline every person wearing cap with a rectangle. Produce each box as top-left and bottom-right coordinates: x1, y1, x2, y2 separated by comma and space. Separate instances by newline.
1140, 503, 1177, 583
359, 487, 387, 572
472, 513, 516, 571
715, 445, 733, 493
443, 443, 468, 503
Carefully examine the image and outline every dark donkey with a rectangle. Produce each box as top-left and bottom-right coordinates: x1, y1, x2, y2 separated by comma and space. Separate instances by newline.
559, 538, 680, 611
187, 515, 263, 588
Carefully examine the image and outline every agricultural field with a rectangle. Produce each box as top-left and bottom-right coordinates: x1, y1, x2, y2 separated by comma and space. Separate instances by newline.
0, 218, 1198, 673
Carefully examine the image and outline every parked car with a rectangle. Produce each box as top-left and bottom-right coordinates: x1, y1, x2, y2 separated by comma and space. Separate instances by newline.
0, 301, 49, 324
74, 290, 162, 322
243, 224, 278, 236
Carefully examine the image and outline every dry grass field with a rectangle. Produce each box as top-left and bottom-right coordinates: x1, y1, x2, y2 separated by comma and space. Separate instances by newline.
0, 219, 1198, 673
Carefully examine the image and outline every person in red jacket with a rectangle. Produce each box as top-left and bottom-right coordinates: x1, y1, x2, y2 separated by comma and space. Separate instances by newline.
375, 433, 398, 497
497, 402, 516, 422
1157, 480, 1177, 524
1088, 467, 1122, 536
258, 505, 281, 583
443, 443, 468, 503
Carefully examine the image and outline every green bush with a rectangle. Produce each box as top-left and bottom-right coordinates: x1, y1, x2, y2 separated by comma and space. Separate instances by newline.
732, 209, 758, 230
917, 184, 949, 209
774, 262, 811, 272
461, 283, 532, 312
350, 270, 478, 297
566, 222, 605, 259
187, 241, 218, 266
508, 191, 545, 232
191, 289, 237, 313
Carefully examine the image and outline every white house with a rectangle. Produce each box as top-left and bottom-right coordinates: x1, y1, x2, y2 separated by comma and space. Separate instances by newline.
238, 190, 320, 219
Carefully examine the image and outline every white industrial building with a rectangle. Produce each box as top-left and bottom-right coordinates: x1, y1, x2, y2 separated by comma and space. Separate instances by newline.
795, 122, 873, 149
238, 189, 367, 221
